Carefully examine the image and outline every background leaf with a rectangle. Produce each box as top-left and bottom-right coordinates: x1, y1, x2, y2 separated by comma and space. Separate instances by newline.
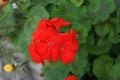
71, 48, 88, 78
93, 55, 113, 80
87, 0, 116, 24
43, 65, 68, 80
95, 23, 111, 37
84, 34, 112, 55
108, 55, 120, 80
0, 3, 15, 35
71, 0, 84, 7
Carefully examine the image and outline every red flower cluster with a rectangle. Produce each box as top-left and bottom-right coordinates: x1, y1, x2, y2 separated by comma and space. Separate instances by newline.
28, 18, 78, 65
0, 0, 7, 8
64, 75, 76, 80
2, 0, 7, 2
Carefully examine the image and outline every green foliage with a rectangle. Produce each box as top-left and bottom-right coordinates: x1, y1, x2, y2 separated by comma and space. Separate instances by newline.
93, 55, 113, 80
71, 0, 84, 7
43, 61, 69, 80
1, 0, 120, 80
43, 48, 88, 80
87, 0, 116, 24
95, 23, 111, 37
93, 55, 120, 80
44, 68, 68, 80
71, 48, 88, 77
0, 3, 15, 35
109, 55, 120, 80
84, 34, 112, 55
18, 0, 30, 9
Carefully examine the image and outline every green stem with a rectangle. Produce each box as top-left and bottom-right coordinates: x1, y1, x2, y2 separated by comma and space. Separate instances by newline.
19, 60, 29, 67
0, 22, 23, 29
12, 0, 28, 18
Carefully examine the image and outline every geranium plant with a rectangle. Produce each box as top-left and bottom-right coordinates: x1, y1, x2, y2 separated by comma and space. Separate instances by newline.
0, 0, 120, 80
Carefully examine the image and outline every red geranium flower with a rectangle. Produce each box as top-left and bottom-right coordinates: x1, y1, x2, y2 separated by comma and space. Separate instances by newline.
28, 18, 78, 65
64, 75, 76, 80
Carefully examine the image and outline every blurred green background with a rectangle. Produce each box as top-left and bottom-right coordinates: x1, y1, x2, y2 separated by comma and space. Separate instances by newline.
0, 0, 120, 80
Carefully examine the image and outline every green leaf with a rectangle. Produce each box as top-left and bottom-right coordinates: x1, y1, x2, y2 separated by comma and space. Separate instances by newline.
95, 23, 111, 37
28, 5, 49, 25
51, 1, 91, 25
43, 60, 72, 75
18, 0, 30, 9
2, 3, 13, 13
0, 3, 15, 35
111, 44, 120, 56
87, 0, 116, 24
84, 34, 112, 55
87, 0, 100, 13
108, 12, 120, 44
48, 60, 72, 73
29, 0, 63, 6
16, 5, 49, 57
73, 24, 90, 44
0, 3, 13, 28
108, 55, 120, 80
51, 2, 91, 44
0, 12, 15, 26
108, 30, 120, 44
93, 55, 113, 79
0, 13, 15, 35
71, 48, 88, 77
45, 0, 63, 5
44, 68, 68, 80
71, 0, 84, 7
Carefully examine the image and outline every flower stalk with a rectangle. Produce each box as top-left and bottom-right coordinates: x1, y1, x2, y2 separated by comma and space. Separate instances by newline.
12, 0, 28, 18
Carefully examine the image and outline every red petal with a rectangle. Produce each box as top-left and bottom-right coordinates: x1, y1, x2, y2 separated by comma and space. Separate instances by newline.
51, 47, 60, 62
59, 32, 69, 43
36, 19, 48, 32
60, 49, 75, 64
41, 47, 51, 64
38, 29, 57, 42
32, 31, 40, 42
32, 19, 56, 42
50, 18, 71, 30
70, 29, 77, 42
28, 43, 44, 64
64, 41, 78, 52
32, 19, 48, 42
35, 42, 50, 60
36, 19, 54, 32
64, 75, 76, 80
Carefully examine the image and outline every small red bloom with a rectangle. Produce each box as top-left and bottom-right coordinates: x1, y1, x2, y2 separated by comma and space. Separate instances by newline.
2, 0, 7, 2
0, 0, 7, 8
64, 75, 76, 80
60, 29, 78, 64
28, 18, 78, 65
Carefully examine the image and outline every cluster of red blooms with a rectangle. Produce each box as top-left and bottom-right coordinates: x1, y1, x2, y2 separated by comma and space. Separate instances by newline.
64, 75, 76, 80
28, 18, 78, 65
0, 0, 7, 8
